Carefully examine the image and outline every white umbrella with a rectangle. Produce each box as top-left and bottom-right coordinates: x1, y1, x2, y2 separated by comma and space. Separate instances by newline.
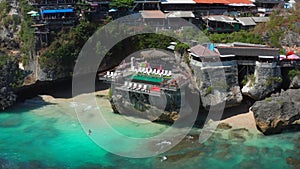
108, 9, 117, 12
31, 13, 40, 17
27, 10, 38, 15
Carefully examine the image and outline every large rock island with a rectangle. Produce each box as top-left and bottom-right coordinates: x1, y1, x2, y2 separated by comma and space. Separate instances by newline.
252, 89, 300, 135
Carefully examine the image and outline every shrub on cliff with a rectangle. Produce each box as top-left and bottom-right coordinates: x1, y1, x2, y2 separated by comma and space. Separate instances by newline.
39, 21, 98, 76
288, 69, 300, 79
19, 0, 35, 66
208, 30, 264, 44
110, 0, 134, 9
253, 4, 300, 47
0, 53, 25, 89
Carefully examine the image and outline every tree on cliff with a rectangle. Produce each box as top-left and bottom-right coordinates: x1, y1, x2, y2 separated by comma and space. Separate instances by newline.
0, 53, 26, 110
0, 54, 25, 89
109, 0, 134, 9
39, 20, 99, 76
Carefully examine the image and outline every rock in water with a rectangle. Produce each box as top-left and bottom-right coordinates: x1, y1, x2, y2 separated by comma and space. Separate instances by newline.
286, 156, 300, 169
252, 89, 300, 135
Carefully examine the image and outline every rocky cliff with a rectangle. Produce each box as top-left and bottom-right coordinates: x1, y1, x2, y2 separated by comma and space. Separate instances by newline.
191, 60, 243, 109
290, 75, 300, 89
251, 89, 300, 135
242, 62, 282, 100
0, 58, 23, 110
0, 0, 21, 53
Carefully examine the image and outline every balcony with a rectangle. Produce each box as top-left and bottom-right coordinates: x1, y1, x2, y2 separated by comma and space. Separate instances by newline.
28, 0, 78, 6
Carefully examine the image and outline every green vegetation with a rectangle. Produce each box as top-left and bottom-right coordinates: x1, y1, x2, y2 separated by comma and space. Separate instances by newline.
175, 43, 190, 62
39, 20, 99, 74
135, 33, 177, 50
175, 43, 189, 53
0, 1, 10, 19
288, 69, 300, 79
253, 4, 300, 47
206, 86, 213, 95
109, 0, 134, 9
242, 75, 248, 86
175, 43, 194, 73
249, 74, 255, 87
265, 97, 272, 102
0, 54, 8, 66
132, 74, 164, 83
0, 2, 21, 37
108, 88, 112, 99
208, 30, 264, 44
204, 5, 300, 47
265, 77, 282, 86
0, 54, 25, 89
242, 74, 256, 87
205, 81, 229, 95
277, 100, 283, 105
19, 0, 35, 65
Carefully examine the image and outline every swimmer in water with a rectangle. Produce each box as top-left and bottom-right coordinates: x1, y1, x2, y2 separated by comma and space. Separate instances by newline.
88, 129, 92, 135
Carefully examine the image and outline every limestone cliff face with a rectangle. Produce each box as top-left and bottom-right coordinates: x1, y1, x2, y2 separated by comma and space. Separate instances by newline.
242, 62, 282, 100
190, 60, 243, 109
25, 56, 71, 84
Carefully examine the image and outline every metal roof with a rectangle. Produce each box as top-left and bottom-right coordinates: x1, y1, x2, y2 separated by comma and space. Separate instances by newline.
251, 17, 270, 23
217, 46, 279, 57
236, 17, 256, 26
140, 10, 165, 19
166, 11, 195, 18
202, 15, 238, 23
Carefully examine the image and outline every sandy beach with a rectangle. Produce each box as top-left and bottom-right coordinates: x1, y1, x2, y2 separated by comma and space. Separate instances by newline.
38, 88, 260, 135
221, 111, 258, 130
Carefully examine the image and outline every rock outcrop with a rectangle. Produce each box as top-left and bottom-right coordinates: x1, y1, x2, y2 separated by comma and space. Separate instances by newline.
0, 0, 21, 53
191, 60, 243, 109
289, 75, 300, 89
242, 62, 282, 100
281, 30, 300, 48
0, 59, 22, 110
251, 89, 300, 135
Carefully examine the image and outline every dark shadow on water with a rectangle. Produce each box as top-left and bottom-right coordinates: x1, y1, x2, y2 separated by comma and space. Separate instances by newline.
16, 77, 110, 100
4, 95, 56, 114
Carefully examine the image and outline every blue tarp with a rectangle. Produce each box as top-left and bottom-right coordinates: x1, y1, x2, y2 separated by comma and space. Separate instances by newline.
41, 8, 74, 14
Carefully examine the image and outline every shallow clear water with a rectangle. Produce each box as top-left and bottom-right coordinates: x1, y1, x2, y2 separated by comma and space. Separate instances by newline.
0, 96, 299, 169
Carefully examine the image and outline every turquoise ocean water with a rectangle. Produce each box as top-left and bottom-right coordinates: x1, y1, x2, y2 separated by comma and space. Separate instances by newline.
0, 96, 299, 169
